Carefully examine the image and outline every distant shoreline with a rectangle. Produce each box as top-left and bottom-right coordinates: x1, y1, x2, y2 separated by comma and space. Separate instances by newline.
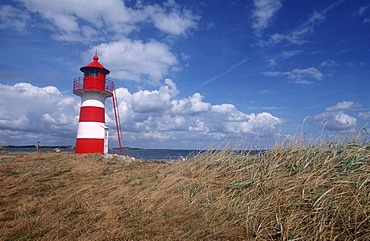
0, 145, 74, 149
0, 145, 144, 150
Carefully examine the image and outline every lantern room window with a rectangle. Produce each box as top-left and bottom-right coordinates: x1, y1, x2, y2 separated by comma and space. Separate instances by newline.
83, 68, 98, 77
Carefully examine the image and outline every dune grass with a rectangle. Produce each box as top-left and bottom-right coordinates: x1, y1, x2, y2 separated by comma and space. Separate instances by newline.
0, 142, 369, 240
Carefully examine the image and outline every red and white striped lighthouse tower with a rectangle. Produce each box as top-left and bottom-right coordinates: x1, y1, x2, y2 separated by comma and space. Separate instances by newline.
73, 53, 122, 154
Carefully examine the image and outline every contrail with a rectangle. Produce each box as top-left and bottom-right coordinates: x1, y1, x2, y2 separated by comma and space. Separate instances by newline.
201, 57, 251, 87
189, 57, 253, 95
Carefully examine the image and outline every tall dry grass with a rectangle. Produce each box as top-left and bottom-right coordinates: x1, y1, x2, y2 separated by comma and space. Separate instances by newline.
178, 143, 369, 240
0, 143, 369, 240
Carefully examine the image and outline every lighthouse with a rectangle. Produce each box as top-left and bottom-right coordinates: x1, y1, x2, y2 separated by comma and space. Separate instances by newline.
73, 53, 122, 154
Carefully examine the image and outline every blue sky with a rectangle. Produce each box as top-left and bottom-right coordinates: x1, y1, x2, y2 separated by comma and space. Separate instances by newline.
0, 0, 369, 149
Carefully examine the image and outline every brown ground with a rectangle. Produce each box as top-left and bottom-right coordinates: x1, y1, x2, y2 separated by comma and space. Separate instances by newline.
0, 147, 369, 240
0, 152, 193, 240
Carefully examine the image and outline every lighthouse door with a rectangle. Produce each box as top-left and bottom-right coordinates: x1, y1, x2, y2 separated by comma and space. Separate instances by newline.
104, 127, 109, 154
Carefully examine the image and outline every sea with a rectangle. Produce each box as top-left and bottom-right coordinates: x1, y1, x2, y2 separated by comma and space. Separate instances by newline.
0, 147, 264, 161
0, 147, 201, 161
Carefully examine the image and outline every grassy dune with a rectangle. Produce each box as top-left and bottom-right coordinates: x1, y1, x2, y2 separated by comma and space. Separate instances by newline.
0, 144, 369, 240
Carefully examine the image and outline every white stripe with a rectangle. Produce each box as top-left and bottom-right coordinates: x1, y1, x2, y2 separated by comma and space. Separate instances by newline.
76, 122, 107, 139
81, 99, 105, 108
80, 92, 108, 108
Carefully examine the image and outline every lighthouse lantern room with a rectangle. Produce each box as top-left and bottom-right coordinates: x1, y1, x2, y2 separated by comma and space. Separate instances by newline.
73, 53, 122, 154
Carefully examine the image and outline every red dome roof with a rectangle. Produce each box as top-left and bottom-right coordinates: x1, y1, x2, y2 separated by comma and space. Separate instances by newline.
80, 54, 110, 75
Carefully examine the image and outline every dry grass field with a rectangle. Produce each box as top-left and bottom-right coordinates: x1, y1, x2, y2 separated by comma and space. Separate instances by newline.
0, 143, 369, 240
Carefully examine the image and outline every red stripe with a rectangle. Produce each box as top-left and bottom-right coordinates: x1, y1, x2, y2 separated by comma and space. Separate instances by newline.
79, 106, 105, 122
75, 138, 104, 154
83, 77, 105, 91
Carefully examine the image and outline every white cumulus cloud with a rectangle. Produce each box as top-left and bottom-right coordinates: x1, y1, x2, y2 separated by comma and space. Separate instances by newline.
325, 101, 360, 112
0, 83, 79, 145
12, 0, 198, 42
0, 81, 283, 149
2, 1, 198, 86
314, 101, 359, 131
113, 80, 283, 148
87, 39, 178, 83
315, 111, 357, 131
143, 2, 199, 36
359, 112, 370, 120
